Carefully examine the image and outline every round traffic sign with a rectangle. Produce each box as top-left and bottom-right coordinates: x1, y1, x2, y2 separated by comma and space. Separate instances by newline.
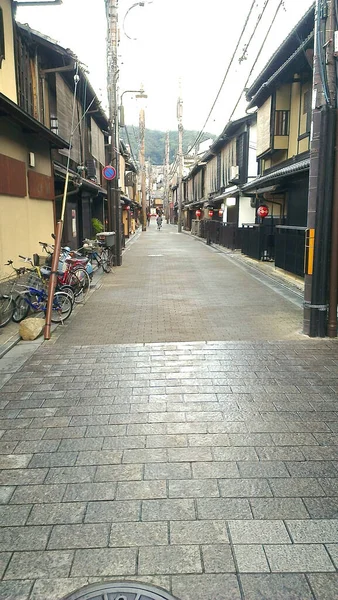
102, 165, 116, 180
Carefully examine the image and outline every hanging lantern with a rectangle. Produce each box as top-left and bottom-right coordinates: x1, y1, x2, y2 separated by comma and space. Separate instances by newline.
125, 205, 130, 211
195, 209, 202, 219
208, 209, 214, 218
218, 209, 223, 217
257, 205, 269, 218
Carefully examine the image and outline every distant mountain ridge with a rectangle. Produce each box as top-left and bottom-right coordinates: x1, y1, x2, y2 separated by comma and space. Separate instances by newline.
120, 126, 216, 166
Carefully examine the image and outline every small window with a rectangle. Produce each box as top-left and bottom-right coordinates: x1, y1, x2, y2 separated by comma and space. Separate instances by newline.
0, 8, 5, 68
274, 110, 290, 136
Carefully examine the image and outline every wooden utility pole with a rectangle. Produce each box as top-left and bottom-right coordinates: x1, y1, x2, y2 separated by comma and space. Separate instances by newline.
304, 0, 337, 336
139, 107, 147, 231
177, 95, 183, 232
164, 131, 170, 222
106, 0, 122, 265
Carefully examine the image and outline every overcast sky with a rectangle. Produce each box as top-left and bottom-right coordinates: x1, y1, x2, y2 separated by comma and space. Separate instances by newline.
16, 0, 314, 136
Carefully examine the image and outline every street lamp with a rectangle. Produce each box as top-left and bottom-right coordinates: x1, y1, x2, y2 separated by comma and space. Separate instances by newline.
119, 88, 147, 127
122, 1, 153, 40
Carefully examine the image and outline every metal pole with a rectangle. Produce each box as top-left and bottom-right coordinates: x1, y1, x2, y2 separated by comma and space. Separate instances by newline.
304, 0, 337, 336
139, 107, 147, 231
106, 0, 122, 265
328, 108, 338, 337
177, 95, 183, 233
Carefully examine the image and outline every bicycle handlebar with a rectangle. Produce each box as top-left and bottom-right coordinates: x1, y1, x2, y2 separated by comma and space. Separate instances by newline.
18, 255, 32, 263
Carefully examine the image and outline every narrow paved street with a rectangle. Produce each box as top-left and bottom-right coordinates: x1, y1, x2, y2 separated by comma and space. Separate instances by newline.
0, 224, 337, 600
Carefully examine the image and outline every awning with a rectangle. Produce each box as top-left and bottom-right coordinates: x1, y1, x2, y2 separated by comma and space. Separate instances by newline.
54, 163, 107, 195
242, 158, 310, 193
0, 93, 69, 149
211, 186, 239, 204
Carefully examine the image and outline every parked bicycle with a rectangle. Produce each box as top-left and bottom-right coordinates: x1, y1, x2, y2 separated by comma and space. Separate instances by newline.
0, 262, 26, 327
13, 283, 72, 324
82, 239, 113, 273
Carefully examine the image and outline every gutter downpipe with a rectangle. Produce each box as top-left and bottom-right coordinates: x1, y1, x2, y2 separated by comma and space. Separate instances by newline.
327, 108, 338, 337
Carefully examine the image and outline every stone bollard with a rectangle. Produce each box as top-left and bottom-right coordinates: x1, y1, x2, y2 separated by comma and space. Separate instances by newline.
19, 318, 44, 341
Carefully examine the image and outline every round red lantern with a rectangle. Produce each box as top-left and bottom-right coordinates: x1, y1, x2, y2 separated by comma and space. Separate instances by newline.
208, 209, 214, 218
196, 209, 201, 219
125, 205, 130, 211
257, 205, 269, 219
218, 209, 223, 217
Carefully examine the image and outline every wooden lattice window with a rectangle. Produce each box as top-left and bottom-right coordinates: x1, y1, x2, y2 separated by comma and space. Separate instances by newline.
274, 110, 290, 136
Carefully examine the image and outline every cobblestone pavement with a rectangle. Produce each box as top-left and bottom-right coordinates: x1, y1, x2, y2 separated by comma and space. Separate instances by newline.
0, 224, 337, 600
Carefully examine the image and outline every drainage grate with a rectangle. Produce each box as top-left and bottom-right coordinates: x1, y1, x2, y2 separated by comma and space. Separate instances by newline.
61, 581, 178, 600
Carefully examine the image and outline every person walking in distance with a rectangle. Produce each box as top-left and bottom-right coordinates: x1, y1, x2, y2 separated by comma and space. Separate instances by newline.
156, 214, 163, 230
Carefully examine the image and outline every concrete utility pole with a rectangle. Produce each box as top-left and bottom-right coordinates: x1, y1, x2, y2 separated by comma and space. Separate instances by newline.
177, 94, 183, 232
304, 0, 337, 336
139, 107, 147, 231
164, 131, 170, 222
106, 0, 122, 265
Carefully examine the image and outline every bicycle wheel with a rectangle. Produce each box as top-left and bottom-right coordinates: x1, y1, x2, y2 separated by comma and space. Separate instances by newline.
58, 285, 75, 305
51, 291, 73, 323
72, 268, 90, 303
12, 294, 29, 323
0, 295, 15, 327
101, 248, 112, 273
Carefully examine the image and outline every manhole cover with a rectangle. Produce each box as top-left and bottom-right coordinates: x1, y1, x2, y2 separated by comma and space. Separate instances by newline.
62, 581, 178, 600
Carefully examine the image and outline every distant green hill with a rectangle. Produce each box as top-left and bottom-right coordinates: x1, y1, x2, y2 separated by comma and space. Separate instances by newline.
120, 127, 216, 166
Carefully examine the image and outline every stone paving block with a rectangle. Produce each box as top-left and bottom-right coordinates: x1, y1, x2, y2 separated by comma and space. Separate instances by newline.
0, 552, 12, 578
28, 452, 78, 468
264, 543, 335, 572
85, 500, 141, 523
144, 462, 191, 480
237, 461, 290, 478
228, 520, 291, 544
29, 578, 89, 600
172, 574, 241, 600
213, 447, 259, 461
239, 573, 315, 599
326, 544, 338, 568
4, 550, 73, 580
169, 478, 219, 498
201, 544, 236, 573
116, 480, 166, 500
103, 435, 146, 449
0, 441, 18, 454
167, 422, 208, 434
127, 423, 167, 436
286, 461, 338, 477
43, 426, 86, 439
63, 482, 116, 502
191, 461, 238, 479
138, 544, 202, 575
234, 544, 270, 573
197, 498, 252, 520
85, 425, 127, 438
71, 548, 137, 577
59, 438, 103, 452
148, 411, 186, 423
250, 498, 310, 519
14, 440, 60, 454
0, 454, 32, 469
307, 573, 338, 600
256, 446, 305, 461
48, 523, 110, 549
228, 434, 274, 446
271, 433, 319, 446
27, 502, 86, 525
145, 434, 188, 448
122, 448, 168, 463
45, 466, 96, 485
110, 521, 168, 546
318, 478, 338, 496
75, 450, 123, 465
69, 415, 110, 426
0, 504, 31, 526
219, 478, 272, 497
0, 580, 33, 600
187, 433, 230, 447
286, 520, 338, 543
170, 520, 228, 544
0, 468, 47, 486
142, 498, 196, 521
303, 497, 338, 519
0, 525, 51, 551
95, 464, 143, 482
168, 447, 212, 462
268, 478, 326, 497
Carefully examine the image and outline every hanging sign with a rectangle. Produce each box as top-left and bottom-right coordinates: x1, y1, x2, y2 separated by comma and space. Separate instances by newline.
102, 166, 116, 181
257, 205, 269, 218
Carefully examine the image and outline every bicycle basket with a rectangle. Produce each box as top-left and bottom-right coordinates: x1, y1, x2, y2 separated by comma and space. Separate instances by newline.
33, 253, 40, 267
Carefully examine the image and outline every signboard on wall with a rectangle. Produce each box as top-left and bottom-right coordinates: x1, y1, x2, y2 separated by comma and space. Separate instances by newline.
256, 96, 272, 157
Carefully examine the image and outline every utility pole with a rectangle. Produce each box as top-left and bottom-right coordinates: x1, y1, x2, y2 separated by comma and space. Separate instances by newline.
106, 0, 122, 265
177, 93, 183, 232
304, 0, 337, 336
164, 131, 170, 222
139, 107, 147, 231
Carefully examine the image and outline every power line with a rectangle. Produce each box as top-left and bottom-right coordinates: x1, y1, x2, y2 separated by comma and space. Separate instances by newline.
185, 0, 262, 155
228, 0, 285, 122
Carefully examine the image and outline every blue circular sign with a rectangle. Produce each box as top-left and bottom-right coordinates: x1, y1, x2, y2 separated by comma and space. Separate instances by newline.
102, 166, 116, 180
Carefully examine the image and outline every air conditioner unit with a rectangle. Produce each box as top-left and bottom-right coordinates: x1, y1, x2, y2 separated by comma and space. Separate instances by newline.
125, 171, 136, 187
229, 165, 240, 182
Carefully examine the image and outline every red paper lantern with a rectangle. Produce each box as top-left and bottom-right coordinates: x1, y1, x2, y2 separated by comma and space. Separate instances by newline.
196, 209, 201, 219
125, 205, 130, 211
208, 209, 214, 218
218, 209, 223, 217
257, 205, 269, 218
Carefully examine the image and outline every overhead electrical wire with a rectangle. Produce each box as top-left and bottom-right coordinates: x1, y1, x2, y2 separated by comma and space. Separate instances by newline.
185, 0, 267, 156
229, 0, 285, 122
